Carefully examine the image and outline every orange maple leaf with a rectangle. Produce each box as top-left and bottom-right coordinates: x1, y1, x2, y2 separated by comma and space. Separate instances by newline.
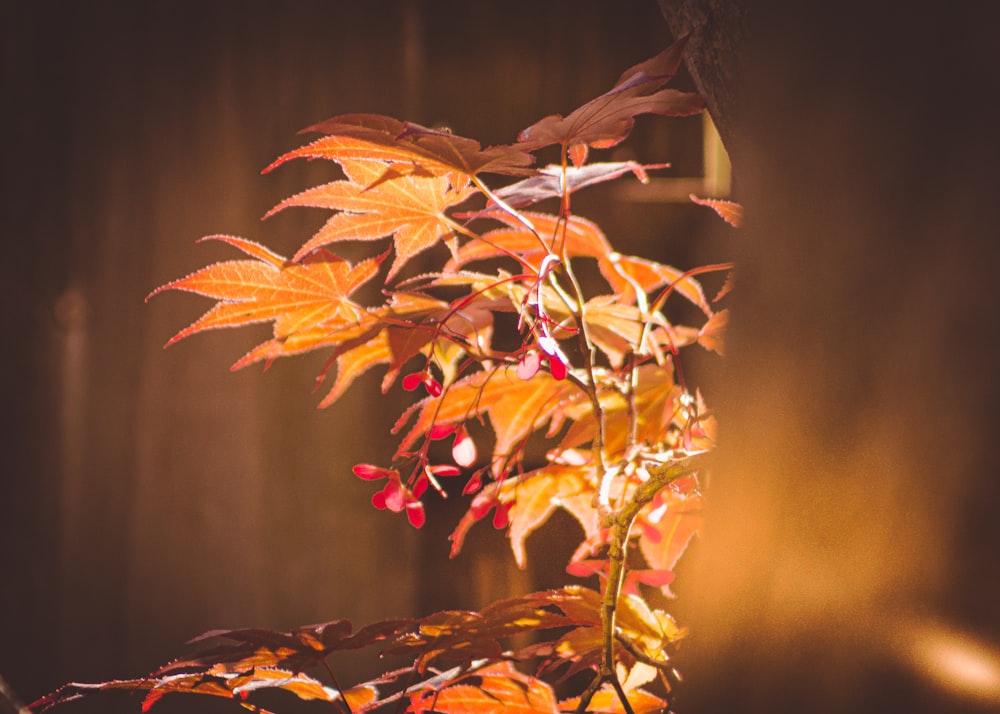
147, 235, 382, 348
409, 662, 559, 714
558, 364, 682, 456
265, 159, 475, 279
636, 475, 704, 598
500, 461, 599, 568
395, 366, 577, 474
445, 211, 611, 270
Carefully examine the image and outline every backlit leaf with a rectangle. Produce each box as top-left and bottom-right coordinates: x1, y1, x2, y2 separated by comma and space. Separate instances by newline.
698, 308, 729, 355
266, 159, 475, 279
396, 366, 577, 473
148, 236, 382, 346
493, 161, 667, 209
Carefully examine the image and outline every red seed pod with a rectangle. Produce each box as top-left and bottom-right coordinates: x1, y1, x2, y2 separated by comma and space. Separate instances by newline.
353, 463, 394, 480
406, 502, 426, 529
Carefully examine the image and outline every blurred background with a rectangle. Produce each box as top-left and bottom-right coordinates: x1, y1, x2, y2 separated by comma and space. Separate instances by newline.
5, 2, 1000, 714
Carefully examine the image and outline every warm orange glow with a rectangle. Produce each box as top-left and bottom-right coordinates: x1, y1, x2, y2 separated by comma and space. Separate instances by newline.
903, 619, 1000, 704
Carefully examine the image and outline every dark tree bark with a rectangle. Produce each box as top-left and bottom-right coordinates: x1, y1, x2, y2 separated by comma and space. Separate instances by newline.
657, 0, 748, 165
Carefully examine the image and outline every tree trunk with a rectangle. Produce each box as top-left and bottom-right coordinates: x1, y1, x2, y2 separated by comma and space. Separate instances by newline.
657, 0, 748, 165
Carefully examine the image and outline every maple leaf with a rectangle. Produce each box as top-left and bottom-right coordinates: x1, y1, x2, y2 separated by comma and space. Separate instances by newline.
446, 211, 610, 271
147, 235, 382, 347
164, 617, 414, 674
316, 292, 494, 407
492, 161, 667, 209
386, 602, 577, 675
558, 364, 682, 456
636, 475, 704, 598
516, 35, 704, 164
265, 159, 475, 279
697, 308, 729, 355
395, 366, 577, 474
690, 193, 744, 227
561, 686, 667, 714
445, 212, 713, 331
499, 462, 600, 568
600, 251, 712, 315
409, 662, 559, 714
268, 113, 535, 182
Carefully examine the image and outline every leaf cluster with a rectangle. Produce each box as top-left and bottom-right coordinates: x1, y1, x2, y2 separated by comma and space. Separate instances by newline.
34, 586, 681, 714
49, 33, 740, 714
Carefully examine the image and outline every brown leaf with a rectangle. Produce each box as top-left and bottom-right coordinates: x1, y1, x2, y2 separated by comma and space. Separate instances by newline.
516, 35, 704, 161
270, 113, 535, 179
690, 194, 744, 227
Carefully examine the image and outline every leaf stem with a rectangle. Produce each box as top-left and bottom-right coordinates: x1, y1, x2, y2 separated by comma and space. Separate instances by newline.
470, 175, 552, 257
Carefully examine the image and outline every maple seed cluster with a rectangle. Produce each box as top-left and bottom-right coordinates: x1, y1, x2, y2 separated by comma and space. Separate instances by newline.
123, 33, 740, 714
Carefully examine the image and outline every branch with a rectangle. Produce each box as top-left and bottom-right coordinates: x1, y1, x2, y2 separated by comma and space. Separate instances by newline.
578, 452, 707, 714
